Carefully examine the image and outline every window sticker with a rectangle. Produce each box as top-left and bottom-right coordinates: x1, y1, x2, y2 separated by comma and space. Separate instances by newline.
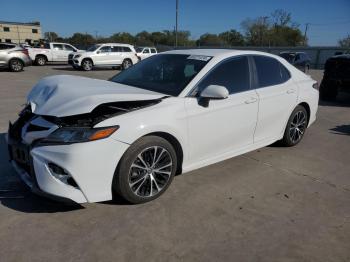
187, 55, 212, 61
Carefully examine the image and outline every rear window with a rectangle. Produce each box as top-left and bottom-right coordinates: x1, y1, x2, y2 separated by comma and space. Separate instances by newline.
53, 44, 64, 50
254, 56, 291, 87
122, 47, 132, 52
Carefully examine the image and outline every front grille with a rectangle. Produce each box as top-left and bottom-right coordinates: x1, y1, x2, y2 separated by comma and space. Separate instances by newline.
68, 54, 74, 60
8, 105, 33, 140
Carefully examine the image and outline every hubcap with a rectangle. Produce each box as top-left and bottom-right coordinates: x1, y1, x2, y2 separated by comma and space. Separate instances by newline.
128, 146, 173, 198
289, 111, 306, 143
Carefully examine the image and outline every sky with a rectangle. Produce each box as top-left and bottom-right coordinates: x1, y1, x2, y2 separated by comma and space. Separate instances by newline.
1, 0, 349, 46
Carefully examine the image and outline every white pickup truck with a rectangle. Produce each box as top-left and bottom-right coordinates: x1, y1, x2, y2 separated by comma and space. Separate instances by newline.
28, 42, 84, 65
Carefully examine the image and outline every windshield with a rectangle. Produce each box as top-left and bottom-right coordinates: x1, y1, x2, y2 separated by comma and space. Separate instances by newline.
110, 54, 211, 96
87, 44, 101, 52
136, 47, 144, 53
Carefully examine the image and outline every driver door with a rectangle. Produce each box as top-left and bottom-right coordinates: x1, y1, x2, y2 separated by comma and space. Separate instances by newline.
185, 56, 259, 163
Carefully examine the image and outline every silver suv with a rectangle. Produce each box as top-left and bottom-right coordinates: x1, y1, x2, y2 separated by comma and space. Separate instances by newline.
0, 43, 32, 72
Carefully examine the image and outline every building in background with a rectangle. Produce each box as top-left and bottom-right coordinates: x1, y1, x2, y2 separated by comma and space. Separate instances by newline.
0, 21, 42, 45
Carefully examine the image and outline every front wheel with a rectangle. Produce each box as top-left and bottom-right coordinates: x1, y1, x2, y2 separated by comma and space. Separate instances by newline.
81, 59, 93, 71
9, 59, 24, 72
122, 59, 133, 70
113, 136, 177, 204
280, 105, 308, 147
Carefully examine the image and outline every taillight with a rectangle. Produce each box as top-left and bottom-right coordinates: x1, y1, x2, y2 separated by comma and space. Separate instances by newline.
312, 82, 319, 90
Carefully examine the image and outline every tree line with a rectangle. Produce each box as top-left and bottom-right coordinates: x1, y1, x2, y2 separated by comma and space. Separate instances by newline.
42, 9, 348, 48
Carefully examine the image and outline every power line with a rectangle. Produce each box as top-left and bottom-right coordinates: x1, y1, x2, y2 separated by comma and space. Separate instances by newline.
309, 20, 350, 26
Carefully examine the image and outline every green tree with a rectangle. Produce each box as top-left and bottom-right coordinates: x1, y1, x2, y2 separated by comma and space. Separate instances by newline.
44, 32, 59, 42
218, 29, 245, 46
68, 33, 95, 47
109, 32, 135, 44
197, 33, 224, 46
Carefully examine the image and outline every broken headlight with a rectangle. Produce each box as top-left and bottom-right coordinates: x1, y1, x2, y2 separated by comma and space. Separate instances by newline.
42, 126, 119, 144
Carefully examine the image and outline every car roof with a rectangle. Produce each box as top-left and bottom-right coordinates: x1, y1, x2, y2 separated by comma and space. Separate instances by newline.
163, 49, 283, 60
100, 43, 134, 47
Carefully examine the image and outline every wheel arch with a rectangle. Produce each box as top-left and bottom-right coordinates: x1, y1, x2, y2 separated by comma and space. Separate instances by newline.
143, 131, 183, 175
35, 54, 48, 60
298, 102, 311, 126
82, 57, 94, 65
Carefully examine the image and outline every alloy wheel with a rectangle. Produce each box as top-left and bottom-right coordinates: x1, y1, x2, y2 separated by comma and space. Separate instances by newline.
123, 60, 132, 69
37, 57, 45, 65
83, 60, 92, 71
10, 60, 22, 71
289, 111, 307, 144
128, 146, 173, 198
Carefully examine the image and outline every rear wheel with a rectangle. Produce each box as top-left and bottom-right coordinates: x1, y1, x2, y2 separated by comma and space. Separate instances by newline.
9, 59, 24, 72
113, 136, 177, 204
280, 105, 308, 147
81, 59, 93, 71
122, 59, 133, 70
35, 55, 47, 66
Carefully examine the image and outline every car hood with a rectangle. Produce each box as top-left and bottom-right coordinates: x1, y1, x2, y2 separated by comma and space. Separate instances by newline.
27, 75, 165, 117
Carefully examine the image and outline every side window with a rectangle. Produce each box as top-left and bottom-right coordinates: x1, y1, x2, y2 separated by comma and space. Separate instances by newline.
151, 48, 157, 54
197, 56, 250, 95
254, 56, 290, 87
99, 46, 111, 53
64, 45, 75, 51
122, 47, 132, 52
111, 46, 121, 52
143, 48, 150, 54
53, 44, 64, 50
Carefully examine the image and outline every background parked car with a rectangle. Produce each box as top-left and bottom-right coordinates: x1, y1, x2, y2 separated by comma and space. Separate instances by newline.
69, 43, 139, 71
28, 42, 84, 66
320, 54, 350, 100
136, 47, 157, 60
279, 51, 311, 72
0, 43, 31, 72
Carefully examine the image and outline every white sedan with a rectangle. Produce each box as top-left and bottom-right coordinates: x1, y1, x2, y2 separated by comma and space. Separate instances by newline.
7, 49, 319, 204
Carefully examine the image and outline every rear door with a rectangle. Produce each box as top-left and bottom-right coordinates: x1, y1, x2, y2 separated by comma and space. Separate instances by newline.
252, 55, 297, 142
110, 46, 123, 65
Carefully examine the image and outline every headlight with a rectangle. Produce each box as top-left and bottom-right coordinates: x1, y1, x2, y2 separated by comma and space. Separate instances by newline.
42, 126, 119, 144
74, 54, 81, 59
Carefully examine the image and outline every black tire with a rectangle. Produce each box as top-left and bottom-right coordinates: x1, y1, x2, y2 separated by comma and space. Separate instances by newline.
280, 105, 308, 147
35, 55, 47, 66
9, 59, 24, 72
113, 136, 177, 204
320, 80, 338, 101
122, 59, 133, 70
81, 59, 93, 71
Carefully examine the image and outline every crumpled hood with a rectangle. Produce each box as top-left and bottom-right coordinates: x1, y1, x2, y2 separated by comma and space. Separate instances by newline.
27, 75, 165, 117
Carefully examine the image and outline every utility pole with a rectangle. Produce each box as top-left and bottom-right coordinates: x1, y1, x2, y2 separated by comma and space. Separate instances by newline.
304, 23, 309, 46
175, 0, 178, 48
17, 25, 21, 44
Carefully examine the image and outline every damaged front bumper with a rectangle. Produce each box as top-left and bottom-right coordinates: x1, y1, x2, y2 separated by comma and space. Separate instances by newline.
7, 134, 130, 204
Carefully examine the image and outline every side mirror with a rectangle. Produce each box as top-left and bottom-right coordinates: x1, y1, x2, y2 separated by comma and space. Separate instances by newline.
96, 51, 101, 54
200, 85, 229, 99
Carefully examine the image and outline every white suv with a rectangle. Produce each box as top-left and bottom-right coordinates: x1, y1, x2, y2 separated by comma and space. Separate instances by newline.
136, 47, 158, 60
69, 43, 139, 71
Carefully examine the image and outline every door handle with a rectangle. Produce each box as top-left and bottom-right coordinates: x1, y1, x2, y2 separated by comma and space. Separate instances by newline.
287, 89, 295, 94
244, 97, 258, 104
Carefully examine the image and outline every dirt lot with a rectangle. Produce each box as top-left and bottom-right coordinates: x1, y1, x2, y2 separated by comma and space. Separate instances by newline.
0, 65, 349, 262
